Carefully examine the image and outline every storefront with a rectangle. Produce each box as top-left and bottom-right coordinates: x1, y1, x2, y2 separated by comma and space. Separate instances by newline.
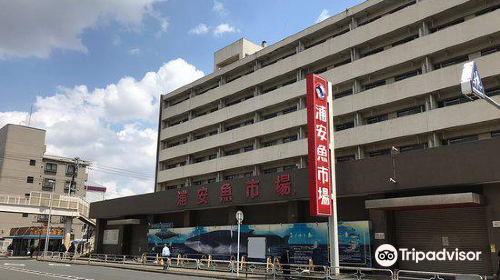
8, 226, 64, 256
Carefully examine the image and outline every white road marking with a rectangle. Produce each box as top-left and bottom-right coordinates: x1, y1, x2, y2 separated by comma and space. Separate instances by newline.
0, 266, 93, 280
49, 263, 71, 267
3, 263, 25, 266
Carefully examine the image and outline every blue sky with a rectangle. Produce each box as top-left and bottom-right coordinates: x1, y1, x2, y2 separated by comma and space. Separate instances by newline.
0, 0, 363, 197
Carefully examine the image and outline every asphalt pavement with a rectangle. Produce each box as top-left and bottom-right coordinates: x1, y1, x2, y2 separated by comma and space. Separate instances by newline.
0, 259, 216, 280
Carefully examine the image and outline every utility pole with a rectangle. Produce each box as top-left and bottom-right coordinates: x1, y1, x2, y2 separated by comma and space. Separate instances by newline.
68, 157, 80, 196
43, 187, 54, 257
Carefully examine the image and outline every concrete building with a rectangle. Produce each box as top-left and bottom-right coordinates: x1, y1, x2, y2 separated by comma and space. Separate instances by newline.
91, 0, 500, 275
0, 124, 89, 255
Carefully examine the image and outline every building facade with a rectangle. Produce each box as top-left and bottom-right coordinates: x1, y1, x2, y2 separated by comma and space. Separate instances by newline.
91, 0, 500, 275
0, 124, 89, 255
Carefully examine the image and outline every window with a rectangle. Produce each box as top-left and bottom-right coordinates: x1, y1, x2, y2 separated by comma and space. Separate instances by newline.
42, 179, 55, 192
226, 149, 240, 156
243, 120, 254, 126
193, 180, 203, 186
367, 114, 388, 124
37, 214, 49, 222
399, 143, 428, 153
335, 122, 354, 132
364, 80, 386, 90
438, 96, 471, 108
336, 155, 356, 162
397, 106, 424, 118
243, 146, 254, 152
225, 174, 237, 180
369, 149, 391, 157
282, 107, 297, 115
433, 55, 469, 70
27, 176, 34, 184
64, 181, 76, 195
262, 168, 277, 174
262, 113, 278, 120
226, 124, 240, 131
262, 140, 278, 147
244, 172, 253, 178
29, 159, 36, 166
481, 46, 500, 57
66, 164, 77, 175
394, 69, 421, 82
392, 35, 418, 47
45, 163, 57, 173
361, 47, 384, 58
208, 154, 217, 160
283, 165, 297, 171
207, 178, 216, 183
487, 87, 500, 97
25, 193, 30, 198
283, 135, 298, 143
442, 135, 479, 146
22, 213, 29, 218
195, 157, 205, 163
492, 131, 500, 138
334, 89, 353, 99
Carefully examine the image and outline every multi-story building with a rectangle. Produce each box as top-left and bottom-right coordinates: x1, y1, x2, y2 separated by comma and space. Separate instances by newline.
91, 0, 500, 275
0, 124, 89, 254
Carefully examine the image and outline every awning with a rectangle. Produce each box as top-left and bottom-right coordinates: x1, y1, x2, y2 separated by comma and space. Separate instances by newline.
7, 235, 63, 239
365, 192, 484, 211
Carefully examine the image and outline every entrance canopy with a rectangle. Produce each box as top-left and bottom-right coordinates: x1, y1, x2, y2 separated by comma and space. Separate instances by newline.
365, 192, 484, 211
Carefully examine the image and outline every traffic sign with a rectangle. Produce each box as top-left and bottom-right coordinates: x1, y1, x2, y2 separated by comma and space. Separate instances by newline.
235, 210, 244, 223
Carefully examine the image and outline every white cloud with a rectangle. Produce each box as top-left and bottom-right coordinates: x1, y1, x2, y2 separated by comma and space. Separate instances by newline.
213, 23, 239, 37
189, 24, 209, 35
316, 9, 331, 23
128, 48, 141, 55
0, 58, 204, 199
0, 0, 167, 59
212, 0, 228, 15
112, 35, 122, 46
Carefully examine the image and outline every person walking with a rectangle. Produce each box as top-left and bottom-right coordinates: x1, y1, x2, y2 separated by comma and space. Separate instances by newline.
495, 250, 500, 280
161, 244, 171, 270
281, 247, 291, 279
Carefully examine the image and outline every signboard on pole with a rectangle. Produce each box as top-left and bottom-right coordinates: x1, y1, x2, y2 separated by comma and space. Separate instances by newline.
461, 61, 486, 99
306, 74, 333, 217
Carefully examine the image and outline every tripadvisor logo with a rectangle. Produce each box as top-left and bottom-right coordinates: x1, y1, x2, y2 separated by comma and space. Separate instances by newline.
375, 244, 482, 267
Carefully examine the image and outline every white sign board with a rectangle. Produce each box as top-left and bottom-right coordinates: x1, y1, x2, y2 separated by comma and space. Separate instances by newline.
247, 237, 266, 259
493, 221, 500, 228
374, 232, 385, 240
103, 229, 119, 245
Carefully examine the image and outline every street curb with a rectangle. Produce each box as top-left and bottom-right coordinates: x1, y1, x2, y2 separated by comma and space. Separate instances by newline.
38, 259, 267, 280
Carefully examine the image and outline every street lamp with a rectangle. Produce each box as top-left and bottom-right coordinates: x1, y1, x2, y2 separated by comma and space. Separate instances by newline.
235, 210, 244, 277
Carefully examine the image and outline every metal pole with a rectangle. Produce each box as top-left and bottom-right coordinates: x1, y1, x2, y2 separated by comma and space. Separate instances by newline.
327, 81, 340, 274
43, 191, 54, 257
237, 221, 241, 277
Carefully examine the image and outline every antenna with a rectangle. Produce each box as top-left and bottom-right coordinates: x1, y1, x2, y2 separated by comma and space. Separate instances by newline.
28, 104, 33, 126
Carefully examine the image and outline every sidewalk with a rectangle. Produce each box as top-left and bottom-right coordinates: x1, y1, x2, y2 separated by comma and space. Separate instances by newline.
38, 257, 270, 280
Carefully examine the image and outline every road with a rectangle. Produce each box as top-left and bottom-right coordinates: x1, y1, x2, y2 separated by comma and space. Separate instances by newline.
0, 259, 216, 280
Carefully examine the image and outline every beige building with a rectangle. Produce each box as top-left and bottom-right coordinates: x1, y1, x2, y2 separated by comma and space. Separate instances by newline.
0, 124, 89, 254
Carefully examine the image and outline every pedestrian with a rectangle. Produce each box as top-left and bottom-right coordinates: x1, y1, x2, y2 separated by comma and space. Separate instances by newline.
161, 244, 171, 270
281, 247, 291, 279
495, 250, 500, 280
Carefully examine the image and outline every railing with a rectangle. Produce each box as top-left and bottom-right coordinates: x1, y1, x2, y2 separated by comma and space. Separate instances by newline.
39, 253, 487, 280
0, 191, 90, 221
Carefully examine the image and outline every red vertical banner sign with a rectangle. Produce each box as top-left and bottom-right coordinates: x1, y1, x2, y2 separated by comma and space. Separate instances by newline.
306, 74, 333, 216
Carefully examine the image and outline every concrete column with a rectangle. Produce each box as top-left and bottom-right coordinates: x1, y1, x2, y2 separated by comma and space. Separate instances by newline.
189, 89, 196, 98
354, 112, 364, 126
352, 79, 362, 94
298, 97, 306, 110
298, 126, 305, 139
421, 56, 434, 74
356, 145, 365, 159
428, 132, 442, 148
219, 76, 226, 86
217, 147, 223, 158
254, 60, 262, 71
218, 123, 224, 133
419, 21, 430, 37
254, 86, 262, 97
386, 77, 396, 85
369, 208, 398, 268
185, 178, 192, 187
469, 51, 482, 60
484, 183, 500, 274
188, 111, 194, 120
218, 99, 225, 110
253, 165, 260, 176
187, 133, 194, 143
216, 171, 223, 182
350, 48, 360, 62
254, 112, 261, 123
349, 16, 358, 30
296, 69, 304, 81
254, 138, 261, 150
183, 211, 191, 227
425, 94, 438, 111
298, 156, 307, 168
296, 40, 305, 53
287, 201, 299, 223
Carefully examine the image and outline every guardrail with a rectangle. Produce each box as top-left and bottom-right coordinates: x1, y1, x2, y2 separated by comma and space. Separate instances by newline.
0, 191, 90, 221
39, 252, 486, 280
